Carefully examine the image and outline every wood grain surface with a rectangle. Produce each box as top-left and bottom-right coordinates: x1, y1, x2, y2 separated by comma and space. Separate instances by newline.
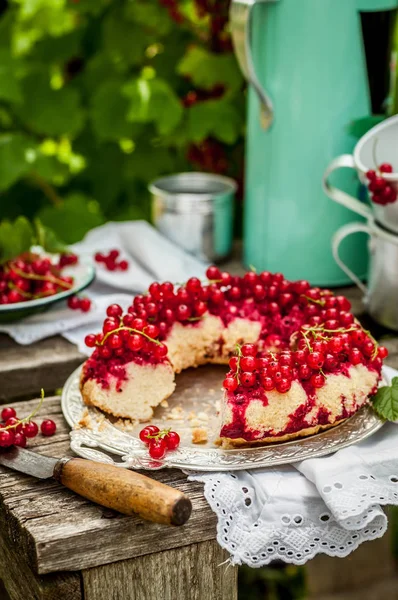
82, 540, 237, 600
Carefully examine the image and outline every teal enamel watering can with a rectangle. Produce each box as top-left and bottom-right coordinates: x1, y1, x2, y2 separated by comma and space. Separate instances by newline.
230, 0, 398, 286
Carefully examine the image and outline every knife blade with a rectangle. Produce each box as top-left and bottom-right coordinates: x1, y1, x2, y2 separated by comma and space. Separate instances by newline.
0, 447, 192, 526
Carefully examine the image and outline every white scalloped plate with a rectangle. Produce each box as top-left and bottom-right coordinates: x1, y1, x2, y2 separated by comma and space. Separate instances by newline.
61, 364, 390, 472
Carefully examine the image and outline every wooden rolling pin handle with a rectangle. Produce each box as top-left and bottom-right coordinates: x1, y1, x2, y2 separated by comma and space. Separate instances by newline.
53, 458, 192, 526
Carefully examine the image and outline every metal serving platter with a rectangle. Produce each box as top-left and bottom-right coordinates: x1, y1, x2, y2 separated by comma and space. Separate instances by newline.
62, 365, 389, 472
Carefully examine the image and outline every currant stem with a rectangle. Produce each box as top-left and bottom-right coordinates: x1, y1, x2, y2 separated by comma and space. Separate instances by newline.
2, 389, 45, 431
11, 265, 73, 290
98, 327, 162, 347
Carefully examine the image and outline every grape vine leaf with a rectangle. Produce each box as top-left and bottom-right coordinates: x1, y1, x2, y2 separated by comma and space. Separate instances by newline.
371, 377, 398, 421
38, 193, 105, 244
123, 77, 183, 135
186, 100, 243, 144
0, 216, 34, 263
177, 46, 243, 93
0, 134, 33, 191
14, 71, 84, 136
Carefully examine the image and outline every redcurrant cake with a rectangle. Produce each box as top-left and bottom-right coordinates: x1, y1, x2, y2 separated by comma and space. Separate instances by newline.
80, 266, 387, 447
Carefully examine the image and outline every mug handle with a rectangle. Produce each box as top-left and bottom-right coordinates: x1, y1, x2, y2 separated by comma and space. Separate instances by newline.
332, 222, 370, 295
323, 155, 373, 220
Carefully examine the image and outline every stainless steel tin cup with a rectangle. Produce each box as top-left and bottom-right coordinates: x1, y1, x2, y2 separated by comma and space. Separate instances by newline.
149, 172, 237, 263
333, 218, 398, 331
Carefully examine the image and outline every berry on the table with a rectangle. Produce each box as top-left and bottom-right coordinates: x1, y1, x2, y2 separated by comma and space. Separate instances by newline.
139, 425, 160, 443
23, 421, 39, 438
80, 297, 91, 312
0, 430, 15, 447
149, 439, 167, 460
14, 432, 27, 447
164, 431, 180, 450
1, 407, 16, 421
5, 417, 23, 433
67, 296, 80, 310
41, 420, 56, 436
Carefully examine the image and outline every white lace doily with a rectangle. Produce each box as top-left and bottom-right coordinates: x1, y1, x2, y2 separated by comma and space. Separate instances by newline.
189, 367, 398, 567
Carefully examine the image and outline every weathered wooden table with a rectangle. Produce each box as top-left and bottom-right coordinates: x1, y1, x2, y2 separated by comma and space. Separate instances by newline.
0, 286, 398, 600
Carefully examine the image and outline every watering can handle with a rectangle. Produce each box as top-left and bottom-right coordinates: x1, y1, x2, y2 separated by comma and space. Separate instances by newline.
229, 0, 275, 129
323, 154, 373, 220
332, 222, 370, 295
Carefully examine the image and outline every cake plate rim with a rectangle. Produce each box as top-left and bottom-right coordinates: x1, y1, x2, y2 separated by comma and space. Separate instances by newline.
61, 366, 389, 472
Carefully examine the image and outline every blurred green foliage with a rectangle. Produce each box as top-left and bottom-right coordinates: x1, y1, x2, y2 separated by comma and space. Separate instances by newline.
0, 0, 245, 243
239, 564, 306, 600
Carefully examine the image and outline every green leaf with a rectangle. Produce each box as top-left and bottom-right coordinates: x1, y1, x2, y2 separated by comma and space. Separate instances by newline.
123, 77, 183, 135
0, 49, 23, 103
347, 115, 386, 139
177, 46, 243, 93
79, 143, 125, 212
186, 100, 243, 144
0, 216, 34, 263
37, 192, 105, 243
0, 134, 33, 191
90, 79, 134, 141
34, 218, 66, 253
102, 7, 149, 66
123, 143, 176, 183
14, 71, 84, 136
371, 376, 398, 421
124, 1, 172, 36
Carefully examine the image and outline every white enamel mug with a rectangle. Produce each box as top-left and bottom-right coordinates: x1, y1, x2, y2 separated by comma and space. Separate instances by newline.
323, 115, 398, 234
332, 218, 398, 331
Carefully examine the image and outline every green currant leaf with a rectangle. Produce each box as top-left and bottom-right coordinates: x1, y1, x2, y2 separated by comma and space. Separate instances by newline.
371, 377, 398, 421
0, 49, 23, 103
177, 46, 243, 93
123, 77, 183, 135
14, 71, 84, 137
34, 218, 66, 253
186, 100, 243, 144
0, 216, 34, 263
102, 6, 150, 66
37, 192, 105, 244
0, 133, 33, 191
90, 79, 135, 142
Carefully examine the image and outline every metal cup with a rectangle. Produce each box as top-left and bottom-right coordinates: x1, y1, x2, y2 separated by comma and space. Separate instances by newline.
332, 218, 398, 330
149, 172, 237, 263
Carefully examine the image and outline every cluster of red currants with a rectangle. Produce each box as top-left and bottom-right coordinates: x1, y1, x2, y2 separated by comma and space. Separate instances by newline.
139, 425, 180, 460
223, 327, 388, 395
67, 296, 91, 312
94, 249, 128, 272
84, 303, 168, 365
0, 252, 76, 305
366, 163, 397, 206
0, 406, 56, 448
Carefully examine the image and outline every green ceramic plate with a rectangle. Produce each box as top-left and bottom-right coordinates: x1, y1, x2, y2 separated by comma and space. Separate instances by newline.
0, 263, 96, 323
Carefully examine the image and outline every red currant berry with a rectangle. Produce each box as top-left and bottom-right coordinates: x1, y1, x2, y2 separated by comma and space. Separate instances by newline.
262, 376, 275, 391
103, 318, 119, 334
339, 311, 354, 326
240, 356, 257, 372
118, 260, 129, 271
155, 343, 168, 359
80, 298, 91, 312
366, 169, 376, 181
149, 282, 162, 299
220, 272, 232, 286
132, 318, 146, 331
279, 352, 293, 366
241, 372, 256, 387
276, 378, 292, 393
324, 353, 338, 370
310, 373, 326, 388
108, 333, 122, 349
378, 346, 389, 359
23, 421, 39, 438
328, 337, 343, 354
5, 417, 22, 433
176, 304, 191, 320
362, 340, 375, 357
127, 334, 144, 351
41, 420, 56, 436
177, 288, 190, 303
161, 282, 174, 297
85, 334, 97, 348
241, 343, 257, 357
0, 430, 14, 447
98, 345, 112, 359
139, 425, 160, 443
379, 163, 393, 173
145, 324, 159, 339
229, 357, 239, 370
294, 350, 308, 365
228, 286, 241, 301
109, 249, 120, 260
165, 431, 180, 450
307, 352, 325, 369
148, 438, 167, 460
299, 365, 312, 380
257, 357, 270, 369
32, 259, 51, 275
206, 266, 221, 280
243, 271, 257, 286
223, 377, 238, 392
1, 407, 16, 421
186, 277, 202, 294
106, 304, 123, 318
280, 365, 293, 378
14, 432, 26, 447
194, 300, 207, 316
95, 252, 105, 262
349, 348, 363, 365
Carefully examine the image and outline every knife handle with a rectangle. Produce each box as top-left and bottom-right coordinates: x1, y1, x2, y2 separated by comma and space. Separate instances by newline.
54, 458, 192, 526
